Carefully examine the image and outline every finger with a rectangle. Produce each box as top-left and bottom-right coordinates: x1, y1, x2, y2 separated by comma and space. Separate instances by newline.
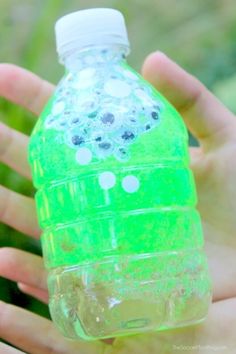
0, 64, 54, 115
142, 52, 236, 150
0, 250, 114, 345
189, 146, 202, 166
18, 283, 48, 304
113, 298, 236, 353
0, 122, 30, 179
206, 240, 236, 301
0, 301, 105, 354
0, 186, 40, 238
0, 342, 25, 354
16, 291, 114, 346
0, 248, 46, 291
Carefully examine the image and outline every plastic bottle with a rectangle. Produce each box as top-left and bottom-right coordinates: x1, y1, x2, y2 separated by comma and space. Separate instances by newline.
28, 8, 212, 341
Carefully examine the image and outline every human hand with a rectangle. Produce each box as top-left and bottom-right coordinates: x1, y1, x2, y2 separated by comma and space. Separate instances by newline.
0, 53, 236, 353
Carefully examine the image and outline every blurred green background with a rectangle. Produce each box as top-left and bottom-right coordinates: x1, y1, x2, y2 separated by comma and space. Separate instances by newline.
0, 0, 236, 320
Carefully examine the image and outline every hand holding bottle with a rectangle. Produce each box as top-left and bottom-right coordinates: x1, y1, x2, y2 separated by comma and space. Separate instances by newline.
0, 51, 236, 352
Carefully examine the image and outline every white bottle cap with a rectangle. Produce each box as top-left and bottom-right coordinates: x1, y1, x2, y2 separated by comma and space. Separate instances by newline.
55, 8, 130, 58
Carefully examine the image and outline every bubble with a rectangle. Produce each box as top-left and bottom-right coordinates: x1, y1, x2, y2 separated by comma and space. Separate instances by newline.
100, 49, 116, 63
52, 101, 65, 116
96, 139, 114, 158
114, 146, 130, 162
71, 127, 90, 145
54, 85, 73, 100
98, 142, 112, 150
84, 56, 95, 65
126, 114, 138, 126
69, 116, 81, 127
122, 175, 140, 193
138, 118, 155, 133
79, 68, 96, 80
139, 105, 162, 131
60, 110, 72, 122
77, 96, 99, 117
95, 136, 114, 159
73, 68, 97, 89
76, 147, 92, 165
134, 89, 154, 106
98, 171, 116, 190
123, 70, 139, 81
56, 119, 68, 130
114, 66, 138, 81
45, 115, 56, 128
104, 79, 131, 98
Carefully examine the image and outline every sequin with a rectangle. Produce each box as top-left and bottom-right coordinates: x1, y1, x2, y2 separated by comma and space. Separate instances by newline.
122, 175, 140, 193
98, 171, 116, 190
104, 79, 131, 98
73, 68, 97, 89
79, 68, 96, 80
76, 147, 92, 165
99, 109, 123, 131
101, 112, 115, 125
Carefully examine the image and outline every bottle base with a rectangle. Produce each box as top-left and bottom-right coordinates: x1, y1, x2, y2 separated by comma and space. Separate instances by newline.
48, 251, 212, 340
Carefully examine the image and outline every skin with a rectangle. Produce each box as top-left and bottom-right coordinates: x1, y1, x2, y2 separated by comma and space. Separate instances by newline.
0, 52, 236, 353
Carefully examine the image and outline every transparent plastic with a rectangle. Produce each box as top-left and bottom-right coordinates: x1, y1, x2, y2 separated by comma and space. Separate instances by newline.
28, 44, 212, 340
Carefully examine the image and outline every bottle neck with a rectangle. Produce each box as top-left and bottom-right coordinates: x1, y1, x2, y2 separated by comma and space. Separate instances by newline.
60, 44, 130, 72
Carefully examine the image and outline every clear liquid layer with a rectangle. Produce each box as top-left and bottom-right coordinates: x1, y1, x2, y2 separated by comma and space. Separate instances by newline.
48, 251, 212, 340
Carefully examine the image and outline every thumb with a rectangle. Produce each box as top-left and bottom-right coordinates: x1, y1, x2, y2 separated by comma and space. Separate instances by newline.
142, 52, 236, 150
